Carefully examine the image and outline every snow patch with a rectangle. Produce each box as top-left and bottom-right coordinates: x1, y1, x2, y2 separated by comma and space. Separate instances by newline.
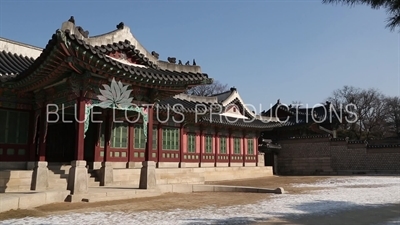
2, 176, 400, 225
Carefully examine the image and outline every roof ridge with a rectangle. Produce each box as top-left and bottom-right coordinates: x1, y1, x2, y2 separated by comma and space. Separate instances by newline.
0, 37, 43, 51
173, 93, 219, 104
0, 37, 43, 59
60, 19, 202, 74
210, 89, 232, 97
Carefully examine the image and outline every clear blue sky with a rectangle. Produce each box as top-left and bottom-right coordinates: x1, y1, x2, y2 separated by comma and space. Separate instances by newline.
0, 0, 399, 112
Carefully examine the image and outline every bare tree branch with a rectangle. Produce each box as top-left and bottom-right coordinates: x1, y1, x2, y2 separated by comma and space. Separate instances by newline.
326, 86, 390, 140
185, 80, 229, 96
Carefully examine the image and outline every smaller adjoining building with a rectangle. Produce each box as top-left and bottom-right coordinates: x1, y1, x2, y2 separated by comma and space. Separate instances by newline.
259, 100, 400, 175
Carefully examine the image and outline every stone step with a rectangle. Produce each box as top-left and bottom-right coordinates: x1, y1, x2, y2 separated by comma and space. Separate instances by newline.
47, 164, 72, 170
157, 176, 205, 185
89, 182, 100, 187
47, 170, 71, 175
157, 173, 204, 179
49, 178, 68, 185
66, 188, 161, 203
47, 169, 69, 175
2, 185, 31, 193
47, 184, 67, 190
88, 177, 98, 183
112, 181, 139, 187
48, 173, 69, 179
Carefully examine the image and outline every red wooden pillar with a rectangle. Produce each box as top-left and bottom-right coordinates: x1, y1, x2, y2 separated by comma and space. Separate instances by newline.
228, 129, 232, 167
255, 131, 259, 166
144, 105, 154, 162
127, 122, 134, 163
75, 97, 86, 161
37, 108, 48, 161
242, 130, 246, 167
157, 124, 162, 165
179, 123, 184, 167
103, 110, 112, 162
199, 126, 203, 166
214, 128, 218, 167
29, 110, 37, 161
94, 123, 101, 162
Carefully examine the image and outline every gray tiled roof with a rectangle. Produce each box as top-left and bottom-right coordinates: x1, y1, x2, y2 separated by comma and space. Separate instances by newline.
0, 50, 36, 82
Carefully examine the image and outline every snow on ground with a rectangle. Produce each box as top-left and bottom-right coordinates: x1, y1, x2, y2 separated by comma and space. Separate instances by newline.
2, 176, 400, 225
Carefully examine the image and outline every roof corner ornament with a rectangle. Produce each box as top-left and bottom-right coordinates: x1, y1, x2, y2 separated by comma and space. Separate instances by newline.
116, 22, 124, 30
68, 16, 75, 24
167, 57, 176, 64
151, 51, 159, 59
76, 26, 89, 38
59, 30, 70, 48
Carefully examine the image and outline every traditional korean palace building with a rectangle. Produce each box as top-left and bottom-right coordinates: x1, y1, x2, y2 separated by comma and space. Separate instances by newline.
0, 18, 296, 194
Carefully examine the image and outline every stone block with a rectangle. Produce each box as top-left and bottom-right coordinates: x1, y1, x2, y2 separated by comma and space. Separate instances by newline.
6, 178, 31, 186
200, 163, 215, 168
0, 196, 19, 212
180, 162, 199, 168
230, 163, 243, 167
65, 194, 88, 203
19, 171, 34, 178
157, 162, 179, 168
139, 161, 157, 189
106, 190, 136, 197
213, 186, 236, 192
127, 162, 142, 169
67, 160, 88, 195
19, 192, 47, 209
45, 191, 70, 203
216, 163, 229, 167
192, 185, 215, 192
31, 161, 49, 191
100, 162, 114, 186
171, 184, 193, 193
158, 184, 173, 193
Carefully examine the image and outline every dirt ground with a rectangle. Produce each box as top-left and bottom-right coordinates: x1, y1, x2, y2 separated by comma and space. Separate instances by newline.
0, 176, 399, 224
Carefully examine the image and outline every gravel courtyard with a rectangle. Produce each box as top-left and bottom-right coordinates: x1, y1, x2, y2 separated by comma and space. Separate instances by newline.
0, 176, 399, 225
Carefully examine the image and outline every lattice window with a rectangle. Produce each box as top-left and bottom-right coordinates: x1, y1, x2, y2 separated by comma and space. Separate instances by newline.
187, 133, 196, 153
111, 123, 128, 148
247, 139, 254, 155
162, 127, 179, 150
134, 126, 157, 150
234, 137, 241, 154
219, 136, 227, 154
99, 123, 105, 147
205, 135, 213, 153
0, 109, 29, 144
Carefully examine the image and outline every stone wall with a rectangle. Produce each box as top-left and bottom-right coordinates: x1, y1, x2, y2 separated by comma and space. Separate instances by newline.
277, 137, 400, 175
113, 166, 273, 186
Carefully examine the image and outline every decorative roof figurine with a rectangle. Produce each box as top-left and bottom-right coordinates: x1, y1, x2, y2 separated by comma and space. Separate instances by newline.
68, 16, 75, 24
116, 22, 124, 29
